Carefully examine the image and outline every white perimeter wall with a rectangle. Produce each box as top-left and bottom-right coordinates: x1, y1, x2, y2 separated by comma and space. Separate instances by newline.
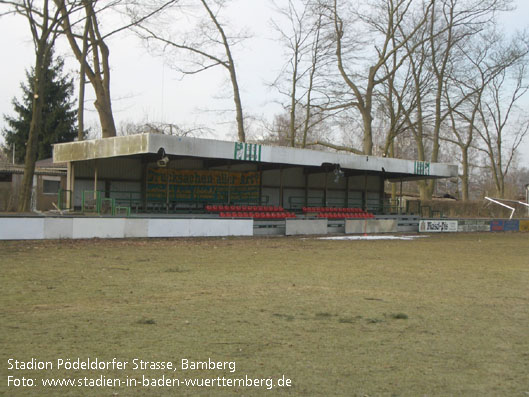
0, 217, 253, 240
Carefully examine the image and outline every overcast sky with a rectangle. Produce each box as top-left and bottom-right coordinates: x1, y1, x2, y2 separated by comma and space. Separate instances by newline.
0, 0, 528, 161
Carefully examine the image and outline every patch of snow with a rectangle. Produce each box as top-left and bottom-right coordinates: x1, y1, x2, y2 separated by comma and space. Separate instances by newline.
317, 235, 428, 241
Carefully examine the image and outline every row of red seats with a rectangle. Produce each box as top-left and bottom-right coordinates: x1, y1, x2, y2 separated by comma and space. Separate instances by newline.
206, 205, 283, 212
317, 212, 375, 219
303, 207, 365, 213
220, 212, 296, 219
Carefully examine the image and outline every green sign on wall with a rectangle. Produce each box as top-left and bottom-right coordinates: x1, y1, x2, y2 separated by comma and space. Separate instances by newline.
234, 142, 262, 162
414, 161, 430, 176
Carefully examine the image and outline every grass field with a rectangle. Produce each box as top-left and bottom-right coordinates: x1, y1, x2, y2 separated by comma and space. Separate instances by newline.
1, 233, 528, 396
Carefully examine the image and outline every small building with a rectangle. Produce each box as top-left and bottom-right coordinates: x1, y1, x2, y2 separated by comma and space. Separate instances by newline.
0, 158, 67, 212
53, 134, 458, 215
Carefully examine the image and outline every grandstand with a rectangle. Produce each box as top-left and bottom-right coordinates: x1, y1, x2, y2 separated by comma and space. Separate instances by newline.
52, 133, 457, 218
0, 133, 456, 238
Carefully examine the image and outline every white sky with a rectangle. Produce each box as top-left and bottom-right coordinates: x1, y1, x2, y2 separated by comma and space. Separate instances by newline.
0, 0, 528, 162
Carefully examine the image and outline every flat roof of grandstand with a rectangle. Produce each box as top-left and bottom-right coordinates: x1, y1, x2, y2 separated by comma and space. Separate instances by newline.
53, 134, 457, 181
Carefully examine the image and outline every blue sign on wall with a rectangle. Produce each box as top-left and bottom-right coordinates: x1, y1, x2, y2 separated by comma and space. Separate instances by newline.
490, 220, 520, 232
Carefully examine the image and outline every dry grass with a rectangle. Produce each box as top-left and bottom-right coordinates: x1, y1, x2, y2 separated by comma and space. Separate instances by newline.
1, 233, 528, 396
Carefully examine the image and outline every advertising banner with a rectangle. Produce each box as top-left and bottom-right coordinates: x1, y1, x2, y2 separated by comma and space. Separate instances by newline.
419, 220, 458, 233
146, 169, 260, 203
490, 220, 520, 232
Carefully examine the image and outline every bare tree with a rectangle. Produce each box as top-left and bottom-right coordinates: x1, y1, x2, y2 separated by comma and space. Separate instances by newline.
55, 0, 177, 139
76, 3, 90, 140
118, 120, 209, 137
270, 0, 335, 148
378, 31, 416, 159
54, 0, 117, 138
328, 0, 433, 155
133, 0, 247, 142
0, 0, 73, 211
442, 30, 528, 200
476, 57, 529, 198
395, 0, 513, 199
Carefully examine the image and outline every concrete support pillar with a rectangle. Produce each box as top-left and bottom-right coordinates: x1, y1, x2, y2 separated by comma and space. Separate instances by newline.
304, 173, 309, 208
67, 162, 75, 210
345, 176, 350, 208
279, 167, 284, 208
400, 179, 403, 214
258, 164, 263, 205
141, 162, 147, 211
93, 160, 98, 199
379, 175, 385, 214
30, 174, 38, 212
363, 172, 368, 211
324, 172, 328, 207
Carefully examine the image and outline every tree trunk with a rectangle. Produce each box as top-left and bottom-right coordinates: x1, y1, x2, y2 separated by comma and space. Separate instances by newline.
230, 67, 245, 143
362, 114, 373, 155
199, 0, 245, 142
390, 141, 397, 204
78, 12, 90, 141
289, 43, 299, 148
460, 147, 469, 201
18, 43, 50, 212
497, 171, 505, 198
94, 86, 116, 138
78, 69, 86, 140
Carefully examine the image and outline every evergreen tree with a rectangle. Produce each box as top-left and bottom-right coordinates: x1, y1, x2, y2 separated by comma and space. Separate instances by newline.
2, 54, 77, 164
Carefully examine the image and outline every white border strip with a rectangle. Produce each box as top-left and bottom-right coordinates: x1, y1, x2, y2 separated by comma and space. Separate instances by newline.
0, 218, 253, 240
